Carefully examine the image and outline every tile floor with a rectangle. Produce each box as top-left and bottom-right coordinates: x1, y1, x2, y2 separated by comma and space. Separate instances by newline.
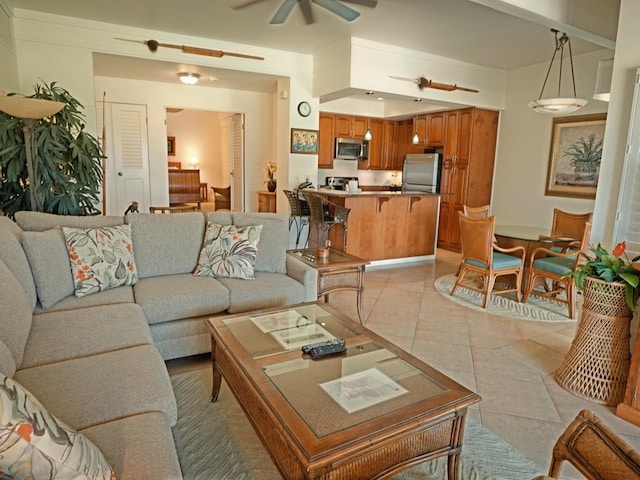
168, 248, 640, 479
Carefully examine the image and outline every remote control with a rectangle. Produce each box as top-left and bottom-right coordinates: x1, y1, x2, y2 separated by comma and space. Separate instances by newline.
306, 338, 347, 358
302, 338, 344, 354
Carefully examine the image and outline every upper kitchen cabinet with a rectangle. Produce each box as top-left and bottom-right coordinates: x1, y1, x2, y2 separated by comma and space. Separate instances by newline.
358, 119, 385, 170
335, 115, 368, 138
318, 113, 336, 169
438, 108, 499, 251
409, 112, 445, 152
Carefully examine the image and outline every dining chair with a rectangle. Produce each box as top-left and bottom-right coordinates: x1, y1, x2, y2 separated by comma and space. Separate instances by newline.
551, 208, 593, 239
450, 213, 526, 308
532, 409, 640, 480
210, 186, 231, 211
463, 204, 490, 219
283, 189, 310, 249
523, 222, 592, 319
302, 192, 350, 251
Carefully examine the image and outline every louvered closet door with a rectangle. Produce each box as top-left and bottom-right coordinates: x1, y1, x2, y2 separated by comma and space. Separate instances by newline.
111, 104, 150, 214
232, 113, 244, 211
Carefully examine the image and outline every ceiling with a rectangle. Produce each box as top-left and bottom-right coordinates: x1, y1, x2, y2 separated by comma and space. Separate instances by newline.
8, 0, 619, 102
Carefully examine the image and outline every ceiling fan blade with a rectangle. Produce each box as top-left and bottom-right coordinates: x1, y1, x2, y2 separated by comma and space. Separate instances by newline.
271, 0, 298, 24
299, 0, 315, 24
232, 0, 270, 9
313, 0, 360, 21
340, 0, 378, 8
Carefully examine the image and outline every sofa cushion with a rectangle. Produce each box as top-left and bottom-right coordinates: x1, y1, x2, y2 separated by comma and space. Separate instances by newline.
205, 211, 233, 225
194, 223, 262, 280
21, 228, 75, 309
0, 260, 32, 369
0, 375, 115, 479
80, 412, 182, 480
14, 345, 178, 430
22, 303, 152, 369
0, 340, 16, 379
14, 211, 125, 232
126, 212, 205, 278
33, 285, 134, 314
63, 224, 139, 297
219, 271, 306, 313
149, 317, 211, 360
232, 213, 288, 274
0, 217, 37, 309
133, 274, 230, 324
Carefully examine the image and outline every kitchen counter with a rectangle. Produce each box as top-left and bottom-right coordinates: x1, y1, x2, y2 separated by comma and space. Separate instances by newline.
301, 188, 442, 262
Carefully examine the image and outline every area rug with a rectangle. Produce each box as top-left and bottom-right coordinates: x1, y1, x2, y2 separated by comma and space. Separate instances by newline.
435, 274, 578, 323
171, 368, 545, 480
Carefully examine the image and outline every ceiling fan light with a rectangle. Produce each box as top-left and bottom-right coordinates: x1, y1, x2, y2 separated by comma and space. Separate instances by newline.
412, 131, 420, 144
527, 98, 588, 115
177, 72, 200, 85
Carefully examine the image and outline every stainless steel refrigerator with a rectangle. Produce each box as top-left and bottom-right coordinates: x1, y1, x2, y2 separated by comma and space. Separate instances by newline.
401, 153, 441, 193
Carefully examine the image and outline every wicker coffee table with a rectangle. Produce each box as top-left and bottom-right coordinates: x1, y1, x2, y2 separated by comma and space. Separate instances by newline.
207, 302, 481, 479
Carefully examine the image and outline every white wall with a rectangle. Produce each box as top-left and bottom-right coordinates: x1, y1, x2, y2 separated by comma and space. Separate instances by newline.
0, 0, 18, 92
166, 109, 222, 190
492, 48, 611, 229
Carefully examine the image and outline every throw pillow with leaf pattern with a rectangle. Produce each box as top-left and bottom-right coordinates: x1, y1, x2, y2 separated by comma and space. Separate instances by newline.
63, 224, 139, 298
194, 223, 262, 279
0, 374, 115, 479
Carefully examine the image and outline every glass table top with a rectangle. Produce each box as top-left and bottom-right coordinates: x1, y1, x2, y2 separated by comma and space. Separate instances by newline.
494, 225, 577, 242
222, 304, 449, 437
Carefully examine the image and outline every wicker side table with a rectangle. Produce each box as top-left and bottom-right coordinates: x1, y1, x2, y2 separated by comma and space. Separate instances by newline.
555, 278, 633, 406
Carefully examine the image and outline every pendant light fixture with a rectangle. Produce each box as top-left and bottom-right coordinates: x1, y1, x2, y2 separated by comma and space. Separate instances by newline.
412, 98, 422, 144
364, 91, 374, 141
177, 72, 200, 85
528, 29, 587, 115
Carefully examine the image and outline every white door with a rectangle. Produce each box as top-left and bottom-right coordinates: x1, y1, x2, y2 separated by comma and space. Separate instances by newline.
97, 102, 150, 215
232, 113, 244, 211
219, 116, 233, 208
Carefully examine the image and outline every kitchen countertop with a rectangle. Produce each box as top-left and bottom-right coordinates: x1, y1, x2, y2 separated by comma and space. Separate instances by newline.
301, 188, 450, 197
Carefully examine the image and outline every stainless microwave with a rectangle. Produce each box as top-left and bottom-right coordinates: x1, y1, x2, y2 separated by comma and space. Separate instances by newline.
335, 137, 368, 160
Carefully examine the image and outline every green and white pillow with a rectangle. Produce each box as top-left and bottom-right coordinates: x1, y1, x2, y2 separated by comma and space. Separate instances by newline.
194, 223, 262, 280
0, 374, 115, 479
63, 224, 139, 298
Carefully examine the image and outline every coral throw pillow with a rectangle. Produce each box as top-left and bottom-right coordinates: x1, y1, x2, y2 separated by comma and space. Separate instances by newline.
63, 224, 139, 298
0, 374, 115, 479
194, 223, 262, 279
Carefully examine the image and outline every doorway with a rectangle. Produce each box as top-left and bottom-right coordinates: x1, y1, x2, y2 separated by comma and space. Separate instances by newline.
166, 109, 244, 211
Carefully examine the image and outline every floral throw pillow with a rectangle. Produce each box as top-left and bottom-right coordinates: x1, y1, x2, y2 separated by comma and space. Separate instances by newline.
63, 224, 139, 298
194, 223, 262, 280
0, 374, 116, 479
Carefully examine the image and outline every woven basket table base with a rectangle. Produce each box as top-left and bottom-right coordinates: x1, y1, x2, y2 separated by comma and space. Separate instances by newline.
555, 278, 632, 406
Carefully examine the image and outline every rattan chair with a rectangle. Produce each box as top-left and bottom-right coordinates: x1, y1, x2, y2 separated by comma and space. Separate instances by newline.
210, 186, 231, 211
523, 223, 591, 319
532, 409, 640, 480
283, 189, 310, 248
451, 213, 526, 308
463, 204, 490, 219
551, 208, 593, 239
302, 192, 350, 251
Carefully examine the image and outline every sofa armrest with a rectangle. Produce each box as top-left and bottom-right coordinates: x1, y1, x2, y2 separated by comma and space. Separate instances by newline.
286, 255, 318, 302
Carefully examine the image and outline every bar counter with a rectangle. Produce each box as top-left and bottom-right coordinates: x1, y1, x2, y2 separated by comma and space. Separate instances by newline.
301, 188, 446, 262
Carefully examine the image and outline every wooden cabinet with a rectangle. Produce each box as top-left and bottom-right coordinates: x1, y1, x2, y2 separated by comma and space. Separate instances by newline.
335, 114, 367, 138
382, 120, 398, 170
358, 119, 384, 170
257, 191, 276, 213
410, 112, 445, 150
318, 113, 335, 169
616, 323, 640, 427
437, 108, 499, 251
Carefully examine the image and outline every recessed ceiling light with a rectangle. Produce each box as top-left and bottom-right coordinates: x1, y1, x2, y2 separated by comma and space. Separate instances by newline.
177, 72, 200, 85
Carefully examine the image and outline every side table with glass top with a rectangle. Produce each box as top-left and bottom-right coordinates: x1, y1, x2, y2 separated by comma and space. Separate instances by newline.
287, 248, 370, 325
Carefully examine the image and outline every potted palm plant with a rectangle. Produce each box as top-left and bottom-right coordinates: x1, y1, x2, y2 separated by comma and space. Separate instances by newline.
0, 81, 103, 218
563, 133, 603, 182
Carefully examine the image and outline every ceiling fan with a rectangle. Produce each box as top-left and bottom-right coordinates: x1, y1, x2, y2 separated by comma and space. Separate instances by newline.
390, 75, 479, 93
115, 38, 264, 60
233, 0, 378, 25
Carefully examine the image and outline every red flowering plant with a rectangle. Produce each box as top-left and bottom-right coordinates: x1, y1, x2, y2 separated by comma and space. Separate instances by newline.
568, 241, 640, 310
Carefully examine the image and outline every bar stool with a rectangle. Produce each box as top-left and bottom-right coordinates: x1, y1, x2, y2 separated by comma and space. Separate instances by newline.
302, 192, 350, 251
283, 189, 310, 248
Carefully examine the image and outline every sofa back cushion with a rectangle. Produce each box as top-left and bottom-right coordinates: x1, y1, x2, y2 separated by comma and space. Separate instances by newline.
0, 260, 32, 369
0, 217, 37, 310
22, 228, 75, 309
126, 212, 205, 278
232, 213, 288, 274
14, 211, 125, 232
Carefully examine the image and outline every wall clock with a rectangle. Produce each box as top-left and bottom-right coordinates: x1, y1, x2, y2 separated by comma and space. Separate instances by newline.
297, 101, 311, 117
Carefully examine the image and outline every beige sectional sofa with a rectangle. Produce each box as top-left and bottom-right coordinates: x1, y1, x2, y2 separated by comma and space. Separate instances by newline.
0, 210, 317, 479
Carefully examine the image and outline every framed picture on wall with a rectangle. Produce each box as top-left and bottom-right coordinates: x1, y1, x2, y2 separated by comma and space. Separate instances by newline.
167, 136, 176, 156
290, 128, 318, 154
545, 113, 607, 199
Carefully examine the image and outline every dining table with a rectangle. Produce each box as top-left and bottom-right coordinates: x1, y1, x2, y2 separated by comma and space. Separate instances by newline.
493, 225, 578, 293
